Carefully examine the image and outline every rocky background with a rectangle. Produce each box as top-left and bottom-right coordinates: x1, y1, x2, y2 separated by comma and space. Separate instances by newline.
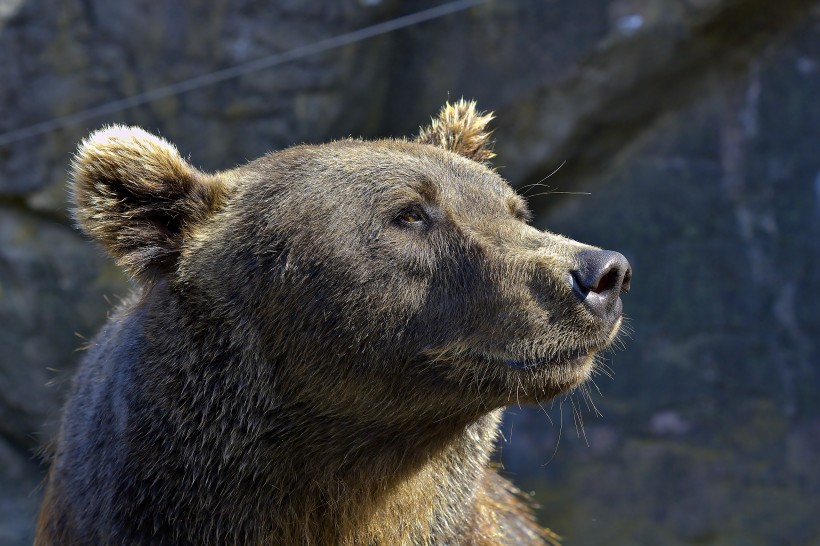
1, 0, 818, 543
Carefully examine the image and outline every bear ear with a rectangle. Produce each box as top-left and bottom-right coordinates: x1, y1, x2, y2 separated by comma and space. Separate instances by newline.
70, 125, 226, 282
416, 99, 495, 163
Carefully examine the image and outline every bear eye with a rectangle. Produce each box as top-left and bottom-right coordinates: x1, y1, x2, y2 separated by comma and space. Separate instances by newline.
396, 206, 427, 226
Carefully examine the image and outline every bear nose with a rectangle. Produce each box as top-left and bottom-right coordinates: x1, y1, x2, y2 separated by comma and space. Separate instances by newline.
571, 249, 632, 320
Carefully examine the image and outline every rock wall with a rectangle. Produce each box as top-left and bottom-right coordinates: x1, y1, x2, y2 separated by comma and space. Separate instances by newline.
503, 26, 820, 541
1, 0, 818, 543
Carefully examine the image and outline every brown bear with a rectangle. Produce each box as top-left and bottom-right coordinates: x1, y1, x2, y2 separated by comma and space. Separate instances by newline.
36, 100, 631, 545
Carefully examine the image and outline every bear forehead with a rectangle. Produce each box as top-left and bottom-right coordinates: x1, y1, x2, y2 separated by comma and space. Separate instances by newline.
239, 139, 523, 217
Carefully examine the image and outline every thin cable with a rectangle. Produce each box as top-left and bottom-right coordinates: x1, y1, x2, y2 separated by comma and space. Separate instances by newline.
0, 0, 487, 147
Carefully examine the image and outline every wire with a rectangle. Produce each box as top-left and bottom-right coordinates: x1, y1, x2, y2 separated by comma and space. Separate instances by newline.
0, 0, 488, 147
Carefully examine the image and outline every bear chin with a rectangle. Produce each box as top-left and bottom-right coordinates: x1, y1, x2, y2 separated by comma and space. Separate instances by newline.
456, 313, 625, 399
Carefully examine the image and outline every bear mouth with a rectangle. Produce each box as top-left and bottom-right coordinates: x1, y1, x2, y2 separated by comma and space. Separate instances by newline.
503, 347, 593, 370
466, 346, 596, 370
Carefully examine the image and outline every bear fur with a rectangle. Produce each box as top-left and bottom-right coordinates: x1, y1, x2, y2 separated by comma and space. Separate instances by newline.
36, 100, 626, 545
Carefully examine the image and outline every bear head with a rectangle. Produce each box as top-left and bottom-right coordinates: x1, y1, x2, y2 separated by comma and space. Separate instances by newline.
70, 100, 630, 424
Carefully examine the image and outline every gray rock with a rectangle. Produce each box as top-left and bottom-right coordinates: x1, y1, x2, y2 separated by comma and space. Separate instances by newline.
0, 0, 398, 196
0, 204, 130, 542
502, 15, 820, 544
0, 206, 129, 445
1, 0, 819, 542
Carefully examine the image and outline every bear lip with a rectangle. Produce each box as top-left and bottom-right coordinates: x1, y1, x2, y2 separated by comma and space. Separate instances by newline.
466, 346, 596, 370
503, 347, 593, 370
503, 351, 591, 370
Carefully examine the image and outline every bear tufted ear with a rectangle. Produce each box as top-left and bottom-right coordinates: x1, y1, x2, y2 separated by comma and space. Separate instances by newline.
70, 125, 227, 282
416, 99, 495, 163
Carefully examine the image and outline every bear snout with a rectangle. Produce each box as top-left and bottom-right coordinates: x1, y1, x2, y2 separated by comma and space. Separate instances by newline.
570, 249, 632, 322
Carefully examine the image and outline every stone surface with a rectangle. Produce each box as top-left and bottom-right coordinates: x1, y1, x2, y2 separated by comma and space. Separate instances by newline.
501, 17, 820, 543
0, 0, 398, 198
0, 0, 818, 543
0, 204, 130, 542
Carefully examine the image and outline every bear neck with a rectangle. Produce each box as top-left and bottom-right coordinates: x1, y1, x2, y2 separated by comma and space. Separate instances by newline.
133, 282, 507, 544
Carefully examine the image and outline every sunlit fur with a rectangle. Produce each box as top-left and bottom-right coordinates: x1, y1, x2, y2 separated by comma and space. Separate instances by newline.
417, 99, 495, 163
37, 102, 622, 545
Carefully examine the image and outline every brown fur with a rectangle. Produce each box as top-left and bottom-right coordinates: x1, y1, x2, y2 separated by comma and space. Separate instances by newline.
70, 127, 228, 282
37, 101, 625, 545
417, 100, 495, 163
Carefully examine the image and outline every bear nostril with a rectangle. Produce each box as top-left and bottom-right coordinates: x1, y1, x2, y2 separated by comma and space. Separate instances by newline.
572, 249, 632, 319
621, 267, 632, 294
592, 268, 619, 294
